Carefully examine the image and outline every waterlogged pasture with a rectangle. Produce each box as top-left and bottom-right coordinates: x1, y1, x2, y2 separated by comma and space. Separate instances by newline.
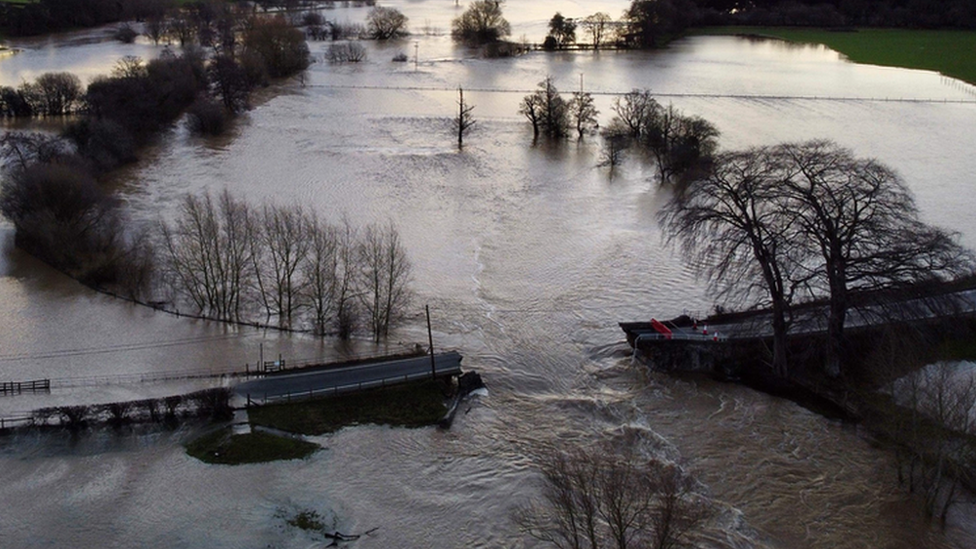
1, 1, 976, 547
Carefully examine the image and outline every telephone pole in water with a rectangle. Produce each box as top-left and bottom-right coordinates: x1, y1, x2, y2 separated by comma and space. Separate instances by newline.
426, 305, 436, 380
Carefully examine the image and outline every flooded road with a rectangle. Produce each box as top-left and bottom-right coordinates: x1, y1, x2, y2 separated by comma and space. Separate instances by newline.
2, 2, 976, 547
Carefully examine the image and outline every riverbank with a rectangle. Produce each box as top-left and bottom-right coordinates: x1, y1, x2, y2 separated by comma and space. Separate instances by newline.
693, 27, 976, 86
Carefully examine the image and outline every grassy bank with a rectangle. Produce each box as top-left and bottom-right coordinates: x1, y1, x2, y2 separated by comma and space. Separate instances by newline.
186, 428, 319, 465
693, 27, 976, 86
249, 379, 449, 436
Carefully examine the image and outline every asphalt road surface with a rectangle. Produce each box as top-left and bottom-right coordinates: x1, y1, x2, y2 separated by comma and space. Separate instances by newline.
235, 351, 463, 399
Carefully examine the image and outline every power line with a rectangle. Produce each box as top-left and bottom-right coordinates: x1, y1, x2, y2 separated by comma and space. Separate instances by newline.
309, 84, 976, 105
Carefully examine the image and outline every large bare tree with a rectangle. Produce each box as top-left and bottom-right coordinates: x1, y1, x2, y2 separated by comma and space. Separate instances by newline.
253, 203, 311, 329
661, 140, 973, 378
660, 147, 802, 376
357, 223, 413, 342
775, 140, 973, 376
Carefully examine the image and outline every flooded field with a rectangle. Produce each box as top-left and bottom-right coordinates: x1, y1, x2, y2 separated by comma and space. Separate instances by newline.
2, 2, 976, 547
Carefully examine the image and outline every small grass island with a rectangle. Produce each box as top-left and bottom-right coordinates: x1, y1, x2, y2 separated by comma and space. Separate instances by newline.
186, 379, 450, 464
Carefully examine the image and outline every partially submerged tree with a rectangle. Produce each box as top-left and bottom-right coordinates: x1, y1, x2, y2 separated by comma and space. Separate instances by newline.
516, 446, 712, 549
253, 202, 312, 329
161, 190, 256, 321
642, 104, 719, 184
366, 6, 409, 39
660, 140, 973, 378
568, 90, 598, 140
31, 72, 83, 116
357, 223, 413, 342
611, 89, 657, 139
519, 76, 569, 139
451, 0, 510, 44
454, 86, 476, 149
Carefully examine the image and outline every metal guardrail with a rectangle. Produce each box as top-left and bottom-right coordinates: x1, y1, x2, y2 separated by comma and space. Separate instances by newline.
261, 344, 420, 374
634, 332, 730, 342
0, 415, 33, 430
248, 368, 462, 406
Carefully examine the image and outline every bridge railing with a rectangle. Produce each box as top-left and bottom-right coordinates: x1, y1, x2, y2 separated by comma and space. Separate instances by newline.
634, 332, 729, 343
247, 367, 462, 407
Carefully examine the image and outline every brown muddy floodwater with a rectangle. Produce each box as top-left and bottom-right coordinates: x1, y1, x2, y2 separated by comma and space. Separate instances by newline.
1, 1, 976, 547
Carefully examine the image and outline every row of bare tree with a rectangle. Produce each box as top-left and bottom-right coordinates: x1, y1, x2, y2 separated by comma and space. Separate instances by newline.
516, 446, 712, 549
161, 191, 413, 341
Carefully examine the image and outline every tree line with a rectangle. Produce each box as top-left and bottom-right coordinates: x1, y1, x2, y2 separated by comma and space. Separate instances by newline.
1, 13, 311, 302
161, 191, 413, 341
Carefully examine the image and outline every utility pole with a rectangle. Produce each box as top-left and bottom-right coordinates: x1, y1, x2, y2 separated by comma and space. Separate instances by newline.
414, 42, 419, 71
426, 305, 436, 380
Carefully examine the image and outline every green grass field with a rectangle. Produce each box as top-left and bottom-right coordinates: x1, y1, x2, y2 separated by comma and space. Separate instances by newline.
248, 379, 449, 436
694, 27, 976, 86
186, 428, 319, 465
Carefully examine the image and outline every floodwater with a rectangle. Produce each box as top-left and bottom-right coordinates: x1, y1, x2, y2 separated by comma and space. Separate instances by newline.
2, 1, 976, 547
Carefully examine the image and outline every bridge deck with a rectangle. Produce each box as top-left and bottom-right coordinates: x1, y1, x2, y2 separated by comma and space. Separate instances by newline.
235, 351, 463, 403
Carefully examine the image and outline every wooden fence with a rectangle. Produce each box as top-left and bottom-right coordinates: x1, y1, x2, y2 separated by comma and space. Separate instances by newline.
0, 379, 51, 396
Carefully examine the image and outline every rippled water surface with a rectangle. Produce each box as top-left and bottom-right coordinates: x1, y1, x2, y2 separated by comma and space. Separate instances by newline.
2, 2, 976, 547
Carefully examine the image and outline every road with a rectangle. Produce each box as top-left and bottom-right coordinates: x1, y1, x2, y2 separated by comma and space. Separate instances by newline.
234, 351, 463, 400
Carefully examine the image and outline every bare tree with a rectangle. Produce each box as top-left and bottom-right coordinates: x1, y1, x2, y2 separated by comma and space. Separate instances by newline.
208, 54, 252, 113
896, 362, 976, 525
357, 223, 413, 342
516, 446, 711, 549
302, 215, 341, 335
519, 76, 569, 140
454, 86, 476, 149
581, 12, 612, 49
366, 6, 409, 39
253, 203, 311, 328
659, 148, 804, 376
167, 9, 197, 47
568, 90, 598, 140
161, 190, 255, 321
776, 141, 973, 376
642, 104, 719, 184
611, 89, 657, 139
598, 121, 631, 175
112, 55, 147, 79
145, 15, 167, 45
33, 72, 82, 116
